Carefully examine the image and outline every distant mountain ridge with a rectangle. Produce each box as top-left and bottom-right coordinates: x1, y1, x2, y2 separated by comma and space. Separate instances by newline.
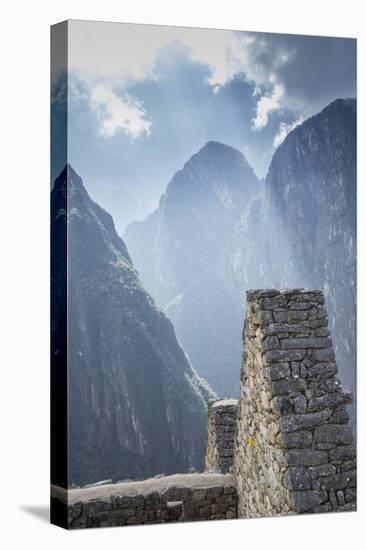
125, 141, 260, 308
124, 99, 356, 425
51, 165, 213, 486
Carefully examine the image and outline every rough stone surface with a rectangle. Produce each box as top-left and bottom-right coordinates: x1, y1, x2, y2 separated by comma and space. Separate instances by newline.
233, 289, 356, 517
52, 473, 237, 528
205, 399, 238, 474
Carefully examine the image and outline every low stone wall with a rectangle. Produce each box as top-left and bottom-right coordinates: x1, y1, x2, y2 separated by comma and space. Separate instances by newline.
51, 473, 237, 528
205, 399, 238, 473
234, 289, 356, 518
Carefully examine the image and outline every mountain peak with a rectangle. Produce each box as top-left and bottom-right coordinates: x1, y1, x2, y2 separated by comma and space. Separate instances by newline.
192, 141, 251, 168
199, 140, 237, 152
53, 163, 85, 193
322, 97, 356, 114
125, 139, 260, 308
268, 97, 356, 176
52, 164, 132, 265
304, 97, 356, 132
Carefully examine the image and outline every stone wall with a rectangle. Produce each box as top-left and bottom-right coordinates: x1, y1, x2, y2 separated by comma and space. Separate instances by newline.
205, 399, 238, 473
234, 289, 356, 517
51, 288, 356, 529
51, 473, 237, 529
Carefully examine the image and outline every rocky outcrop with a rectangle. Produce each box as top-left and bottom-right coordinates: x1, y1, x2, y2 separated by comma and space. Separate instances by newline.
234, 289, 356, 517
51, 165, 213, 487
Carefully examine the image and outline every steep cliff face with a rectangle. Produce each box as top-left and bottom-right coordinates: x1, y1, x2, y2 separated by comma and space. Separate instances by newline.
124, 142, 260, 395
51, 165, 212, 486
231, 98, 356, 425
125, 141, 260, 307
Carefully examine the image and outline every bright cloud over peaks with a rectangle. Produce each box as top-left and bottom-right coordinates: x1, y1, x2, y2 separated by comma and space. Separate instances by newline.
273, 115, 305, 148
90, 84, 151, 139
251, 83, 284, 130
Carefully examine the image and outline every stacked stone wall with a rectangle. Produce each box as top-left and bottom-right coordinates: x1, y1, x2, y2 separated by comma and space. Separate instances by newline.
51, 473, 237, 529
205, 399, 238, 473
51, 288, 356, 529
234, 289, 356, 517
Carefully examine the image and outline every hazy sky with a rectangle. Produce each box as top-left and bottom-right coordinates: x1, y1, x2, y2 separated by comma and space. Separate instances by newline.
54, 20, 356, 232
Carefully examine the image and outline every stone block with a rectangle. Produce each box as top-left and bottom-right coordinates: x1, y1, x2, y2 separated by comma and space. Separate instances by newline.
264, 323, 311, 336
116, 507, 136, 518
280, 409, 332, 432
337, 503, 356, 512
277, 430, 313, 449
286, 449, 328, 466
312, 349, 335, 362
314, 327, 330, 337
262, 336, 280, 351
306, 363, 337, 380
215, 494, 235, 504
292, 490, 328, 512
330, 406, 350, 424
252, 310, 274, 325
260, 295, 288, 310
345, 488, 356, 503
190, 488, 207, 501
206, 486, 223, 499
145, 491, 160, 505
269, 363, 291, 380
308, 464, 336, 479
329, 446, 356, 462
339, 460, 357, 473
265, 349, 307, 363
289, 302, 313, 310
308, 391, 352, 413
272, 378, 307, 396
273, 310, 309, 323
320, 471, 356, 491
283, 467, 311, 490
273, 396, 293, 415
281, 337, 332, 350
293, 395, 307, 413
314, 424, 353, 445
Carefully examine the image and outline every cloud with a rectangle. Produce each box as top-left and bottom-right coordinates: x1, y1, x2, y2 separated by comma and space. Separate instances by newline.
64, 21, 356, 226
67, 21, 283, 91
68, 21, 251, 86
68, 21, 356, 133
273, 115, 305, 147
66, 22, 300, 133
252, 83, 284, 130
90, 84, 151, 138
